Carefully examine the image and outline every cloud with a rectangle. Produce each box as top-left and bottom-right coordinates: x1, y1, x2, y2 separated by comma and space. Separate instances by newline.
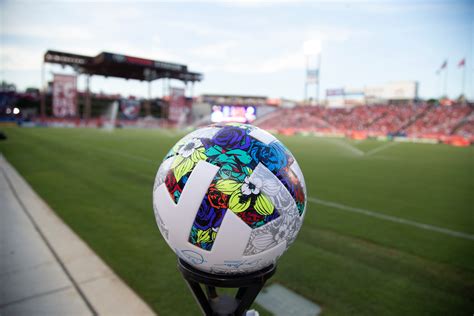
1, 24, 92, 41
191, 40, 239, 59
231, 51, 303, 74
186, 23, 361, 74
213, 0, 306, 8
195, 50, 304, 74
1, 45, 44, 71
162, 19, 245, 39
303, 27, 355, 43
0, 3, 183, 70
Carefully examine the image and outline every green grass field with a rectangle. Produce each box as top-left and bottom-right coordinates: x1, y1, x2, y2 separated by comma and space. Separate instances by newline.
1, 127, 473, 315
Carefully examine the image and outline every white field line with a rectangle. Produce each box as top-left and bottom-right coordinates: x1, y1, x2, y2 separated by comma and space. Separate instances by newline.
159, 128, 180, 138
364, 141, 399, 156
308, 197, 474, 241
325, 138, 364, 156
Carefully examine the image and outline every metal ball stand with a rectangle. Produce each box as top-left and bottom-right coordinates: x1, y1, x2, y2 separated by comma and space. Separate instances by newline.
178, 259, 276, 316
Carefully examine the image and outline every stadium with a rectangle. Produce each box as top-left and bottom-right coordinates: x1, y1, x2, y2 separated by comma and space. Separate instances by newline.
1, 1, 473, 316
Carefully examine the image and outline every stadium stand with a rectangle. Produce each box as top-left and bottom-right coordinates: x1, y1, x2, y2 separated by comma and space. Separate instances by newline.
452, 112, 474, 141
258, 106, 332, 134
368, 104, 430, 135
403, 104, 472, 138
256, 103, 474, 143
2, 82, 473, 145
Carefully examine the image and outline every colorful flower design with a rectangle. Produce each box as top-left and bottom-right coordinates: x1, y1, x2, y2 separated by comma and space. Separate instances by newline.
249, 141, 289, 173
162, 123, 306, 251
212, 126, 252, 151
178, 138, 203, 158
207, 183, 229, 209
164, 137, 207, 203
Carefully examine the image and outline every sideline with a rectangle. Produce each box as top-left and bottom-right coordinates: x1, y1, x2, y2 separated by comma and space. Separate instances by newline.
0, 155, 156, 315
308, 197, 474, 241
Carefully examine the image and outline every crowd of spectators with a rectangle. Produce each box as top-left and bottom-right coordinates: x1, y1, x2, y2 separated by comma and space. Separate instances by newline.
257, 103, 474, 141
258, 106, 331, 132
321, 106, 387, 132
403, 104, 472, 138
368, 104, 429, 135
453, 113, 474, 140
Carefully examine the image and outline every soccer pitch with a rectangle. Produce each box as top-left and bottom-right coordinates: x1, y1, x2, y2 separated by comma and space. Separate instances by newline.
1, 127, 473, 315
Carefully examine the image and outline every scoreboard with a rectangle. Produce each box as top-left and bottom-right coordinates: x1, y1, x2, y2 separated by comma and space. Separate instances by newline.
210, 105, 256, 123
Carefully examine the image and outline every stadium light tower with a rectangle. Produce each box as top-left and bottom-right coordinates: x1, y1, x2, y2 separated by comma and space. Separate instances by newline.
303, 39, 322, 105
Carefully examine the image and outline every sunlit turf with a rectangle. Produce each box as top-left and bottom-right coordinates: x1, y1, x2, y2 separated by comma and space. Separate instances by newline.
1, 127, 473, 315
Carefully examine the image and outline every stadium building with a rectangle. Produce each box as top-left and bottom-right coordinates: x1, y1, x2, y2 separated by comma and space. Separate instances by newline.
326, 81, 419, 107
1, 50, 472, 146
37, 50, 202, 127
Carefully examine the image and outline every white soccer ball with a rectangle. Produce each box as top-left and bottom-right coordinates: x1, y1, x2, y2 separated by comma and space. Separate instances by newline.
153, 123, 307, 274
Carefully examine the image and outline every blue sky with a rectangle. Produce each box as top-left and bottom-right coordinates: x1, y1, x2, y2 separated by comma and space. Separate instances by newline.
1, 0, 473, 100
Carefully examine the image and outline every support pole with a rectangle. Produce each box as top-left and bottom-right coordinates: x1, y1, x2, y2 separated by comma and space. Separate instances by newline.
144, 81, 152, 117
162, 78, 166, 98
75, 75, 79, 119
85, 75, 91, 121
436, 71, 441, 98
304, 83, 308, 105
443, 66, 448, 98
316, 53, 321, 105
304, 55, 308, 104
40, 62, 46, 120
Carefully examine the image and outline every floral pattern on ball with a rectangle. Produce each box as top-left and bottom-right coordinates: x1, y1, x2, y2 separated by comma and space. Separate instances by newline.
188, 163, 280, 250
163, 138, 207, 203
162, 123, 306, 251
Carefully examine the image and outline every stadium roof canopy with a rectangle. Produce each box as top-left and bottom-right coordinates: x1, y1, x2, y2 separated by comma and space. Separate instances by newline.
44, 50, 203, 83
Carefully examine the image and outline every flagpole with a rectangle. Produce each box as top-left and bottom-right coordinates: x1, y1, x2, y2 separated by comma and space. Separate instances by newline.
304, 55, 308, 104
316, 52, 321, 105
439, 72, 442, 98
462, 61, 466, 98
443, 65, 448, 98
436, 71, 440, 98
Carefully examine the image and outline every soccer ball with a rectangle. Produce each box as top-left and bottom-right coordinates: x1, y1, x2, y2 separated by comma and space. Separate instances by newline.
152, 123, 307, 274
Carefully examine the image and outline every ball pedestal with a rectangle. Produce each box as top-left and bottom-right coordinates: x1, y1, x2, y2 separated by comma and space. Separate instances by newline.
178, 259, 276, 316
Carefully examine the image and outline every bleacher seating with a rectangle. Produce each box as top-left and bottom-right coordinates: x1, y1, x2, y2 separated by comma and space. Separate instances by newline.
256, 103, 474, 142
404, 104, 472, 138
451, 112, 474, 141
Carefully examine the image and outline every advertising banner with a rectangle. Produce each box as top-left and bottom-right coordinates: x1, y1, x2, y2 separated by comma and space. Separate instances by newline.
326, 88, 345, 97
168, 87, 187, 122
52, 74, 77, 117
211, 105, 256, 123
120, 99, 141, 119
